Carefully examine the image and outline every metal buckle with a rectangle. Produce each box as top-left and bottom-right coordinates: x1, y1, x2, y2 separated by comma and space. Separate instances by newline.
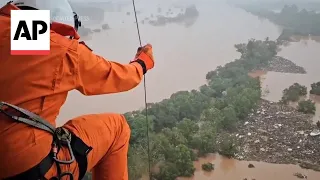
52, 127, 75, 164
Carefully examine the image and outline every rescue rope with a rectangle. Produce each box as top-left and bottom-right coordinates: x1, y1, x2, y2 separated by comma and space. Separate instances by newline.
131, 0, 152, 179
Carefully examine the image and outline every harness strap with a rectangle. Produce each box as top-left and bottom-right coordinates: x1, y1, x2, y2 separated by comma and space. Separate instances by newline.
3, 133, 92, 180
4, 151, 54, 180
70, 134, 93, 179
0, 101, 93, 180
0, 102, 55, 133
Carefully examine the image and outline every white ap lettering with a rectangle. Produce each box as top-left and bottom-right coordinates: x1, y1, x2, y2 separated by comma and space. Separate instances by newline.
13, 20, 48, 40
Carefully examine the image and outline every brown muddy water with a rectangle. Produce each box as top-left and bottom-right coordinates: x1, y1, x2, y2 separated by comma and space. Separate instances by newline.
258, 39, 320, 124
177, 154, 320, 180
57, 1, 281, 124
54, 1, 320, 179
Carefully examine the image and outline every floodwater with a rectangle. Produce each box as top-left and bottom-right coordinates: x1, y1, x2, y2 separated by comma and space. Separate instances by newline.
53, 1, 320, 179
57, 0, 281, 124
57, 0, 320, 124
177, 154, 320, 180
259, 40, 320, 123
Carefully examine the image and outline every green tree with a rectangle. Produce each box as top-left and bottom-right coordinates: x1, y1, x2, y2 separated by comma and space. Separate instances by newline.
176, 118, 199, 143
220, 105, 238, 130
200, 84, 216, 97
298, 100, 316, 114
281, 83, 307, 103
200, 108, 224, 125
191, 123, 217, 155
227, 92, 254, 120
155, 145, 195, 180
127, 114, 153, 144
208, 77, 233, 97
202, 163, 214, 172
218, 135, 238, 158
310, 82, 320, 95
171, 144, 196, 177
154, 162, 180, 180
128, 146, 149, 180
161, 127, 187, 147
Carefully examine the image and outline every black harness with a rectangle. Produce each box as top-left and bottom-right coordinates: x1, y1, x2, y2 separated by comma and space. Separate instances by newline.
0, 102, 92, 180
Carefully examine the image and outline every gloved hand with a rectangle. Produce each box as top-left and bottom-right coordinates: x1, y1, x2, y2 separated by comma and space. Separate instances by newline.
130, 44, 154, 74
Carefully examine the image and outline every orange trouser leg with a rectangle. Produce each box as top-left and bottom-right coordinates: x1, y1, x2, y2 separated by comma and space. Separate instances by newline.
63, 113, 131, 180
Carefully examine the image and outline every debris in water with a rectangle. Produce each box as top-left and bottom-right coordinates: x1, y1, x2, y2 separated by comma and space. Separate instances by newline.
248, 163, 255, 168
293, 172, 307, 179
219, 100, 320, 171
259, 56, 306, 74
310, 129, 320, 136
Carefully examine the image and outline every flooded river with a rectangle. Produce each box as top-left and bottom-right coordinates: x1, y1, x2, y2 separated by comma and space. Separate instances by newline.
58, 2, 320, 123
53, 1, 320, 179
57, 0, 281, 123
260, 39, 320, 123
177, 154, 320, 180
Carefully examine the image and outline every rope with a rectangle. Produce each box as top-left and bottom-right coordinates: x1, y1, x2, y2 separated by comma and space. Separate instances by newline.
131, 0, 152, 179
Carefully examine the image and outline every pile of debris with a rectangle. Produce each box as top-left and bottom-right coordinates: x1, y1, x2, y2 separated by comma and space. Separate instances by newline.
232, 100, 320, 171
262, 56, 306, 74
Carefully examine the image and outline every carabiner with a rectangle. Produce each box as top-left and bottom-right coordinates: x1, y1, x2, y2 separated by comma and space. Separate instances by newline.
53, 140, 75, 164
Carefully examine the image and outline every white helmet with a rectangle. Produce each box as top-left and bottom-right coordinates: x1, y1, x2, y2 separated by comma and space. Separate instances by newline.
12, 0, 81, 31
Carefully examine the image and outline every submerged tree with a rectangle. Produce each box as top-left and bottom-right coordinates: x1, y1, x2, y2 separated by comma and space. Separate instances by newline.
298, 100, 316, 114
281, 83, 307, 103
202, 163, 214, 172
310, 82, 320, 95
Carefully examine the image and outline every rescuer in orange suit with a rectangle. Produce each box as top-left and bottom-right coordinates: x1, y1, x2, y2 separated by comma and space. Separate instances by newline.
0, 0, 154, 179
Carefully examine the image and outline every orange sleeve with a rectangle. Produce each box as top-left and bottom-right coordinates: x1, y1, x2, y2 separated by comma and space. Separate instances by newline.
75, 43, 144, 95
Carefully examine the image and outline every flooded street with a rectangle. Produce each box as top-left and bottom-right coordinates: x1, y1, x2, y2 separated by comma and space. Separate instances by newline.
177, 154, 320, 180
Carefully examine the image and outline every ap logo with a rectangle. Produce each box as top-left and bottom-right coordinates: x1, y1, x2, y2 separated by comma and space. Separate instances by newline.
11, 10, 50, 55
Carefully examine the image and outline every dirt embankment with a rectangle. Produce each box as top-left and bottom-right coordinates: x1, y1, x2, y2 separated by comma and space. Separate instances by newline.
229, 100, 320, 171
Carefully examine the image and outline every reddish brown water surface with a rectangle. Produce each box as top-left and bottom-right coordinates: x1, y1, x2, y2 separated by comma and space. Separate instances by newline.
177, 154, 320, 180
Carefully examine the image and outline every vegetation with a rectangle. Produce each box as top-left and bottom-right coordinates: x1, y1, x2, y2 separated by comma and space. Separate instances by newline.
123, 38, 279, 180
310, 82, 320, 96
298, 100, 316, 115
240, 4, 320, 41
281, 83, 307, 104
202, 163, 214, 172
83, 38, 279, 179
218, 135, 238, 158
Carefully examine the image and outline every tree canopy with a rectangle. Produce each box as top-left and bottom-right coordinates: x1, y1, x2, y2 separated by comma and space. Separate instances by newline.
240, 4, 320, 40
121, 39, 278, 180
84, 39, 280, 179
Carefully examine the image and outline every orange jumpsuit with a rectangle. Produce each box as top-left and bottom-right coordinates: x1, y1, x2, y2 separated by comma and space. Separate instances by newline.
0, 4, 144, 180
